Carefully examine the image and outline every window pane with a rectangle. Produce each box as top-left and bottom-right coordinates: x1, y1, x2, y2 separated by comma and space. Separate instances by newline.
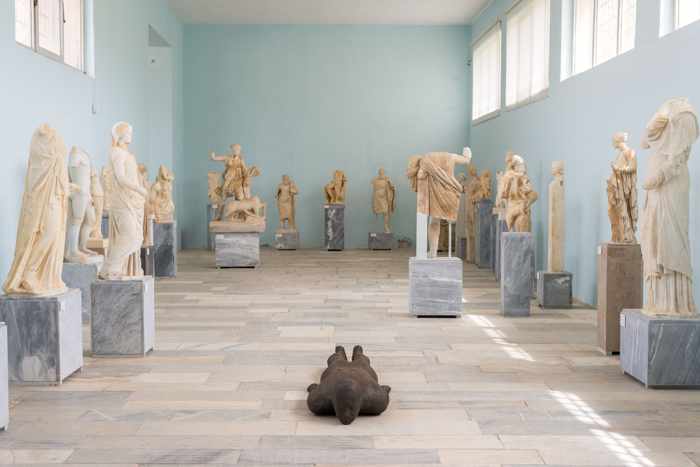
595, 0, 620, 65
677, 0, 700, 28
37, 0, 62, 56
619, 0, 636, 53
15, 0, 33, 47
573, 0, 594, 74
473, 26, 501, 120
64, 0, 83, 69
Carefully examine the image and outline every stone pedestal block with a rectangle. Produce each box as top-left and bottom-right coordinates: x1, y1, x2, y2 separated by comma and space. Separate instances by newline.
490, 214, 498, 272
495, 219, 508, 282
500, 232, 534, 317
215, 233, 260, 268
456, 237, 467, 261
207, 203, 219, 251
275, 231, 299, 250
154, 222, 177, 277
409, 257, 463, 317
92, 277, 155, 357
62, 262, 101, 324
598, 243, 643, 355
475, 200, 494, 269
324, 204, 345, 251
0, 289, 83, 384
537, 271, 573, 309
141, 247, 155, 276
368, 232, 394, 250
0, 324, 8, 430
621, 310, 700, 388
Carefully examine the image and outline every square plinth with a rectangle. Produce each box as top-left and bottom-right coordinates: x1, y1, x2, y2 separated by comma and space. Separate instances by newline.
275, 231, 299, 250
409, 257, 463, 317
495, 219, 508, 282
537, 271, 573, 309
598, 243, 643, 355
501, 233, 534, 317
215, 233, 260, 268
475, 200, 494, 269
62, 262, 100, 324
456, 237, 467, 261
0, 324, 8, 430
92, 277, 155, 357
0, 289, 83, 384
368, 232, 394, 250
324, 204, 345, 251
620, 310, 700, 388
207, 203, 220, 251
154, 222, 177, 277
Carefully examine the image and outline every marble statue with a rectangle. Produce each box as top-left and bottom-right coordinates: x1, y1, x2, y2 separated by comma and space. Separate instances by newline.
407, 148, 472, 258
371, 168, 396, 233
325, 170, 347, 204
607, 132, 638, 243
640, 98, 699, 316
276, 175, 299, 232
547, 161, 565, 272
150, 165, 175, 223
3, 124, 69, 296
495, 151, 515, 219
307, 345, 391, 425
89, 166, 105, 240
99, 122, 147, 280
210, 144, 260, 201
502, 155, 538, 233
208, 171, 223, 206
138, 164, 154, 247
65, 147, 102, 264
464, 165, 480, 262
475, 170, 492, 201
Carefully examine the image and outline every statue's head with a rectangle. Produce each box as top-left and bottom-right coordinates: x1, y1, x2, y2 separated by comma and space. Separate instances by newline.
282, 174, 290, 183
513, 155, 526, 174
332, 379, 363, 425
31, 124, 66, 162
378, 168, 385, 177
158, 165, 174, 182
462, 147, 473, 164
138, 163, 148, 179
231, 144, 242, 156
111, 121, 133, 146
612, 132, 628, 148
551, 160, 564, 176
506, 150, 515, 166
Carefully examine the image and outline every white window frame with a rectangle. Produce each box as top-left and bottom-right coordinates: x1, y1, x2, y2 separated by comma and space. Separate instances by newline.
674, 0, 700, 30
472, 22, 502, 124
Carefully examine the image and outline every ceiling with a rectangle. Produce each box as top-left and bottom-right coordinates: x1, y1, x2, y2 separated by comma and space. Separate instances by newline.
168, 0, 491, 25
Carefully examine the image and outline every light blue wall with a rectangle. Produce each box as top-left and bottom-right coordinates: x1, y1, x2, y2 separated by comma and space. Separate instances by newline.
470, 0, 700, 305
181, 25, 471, 249
0, 0, 183, 278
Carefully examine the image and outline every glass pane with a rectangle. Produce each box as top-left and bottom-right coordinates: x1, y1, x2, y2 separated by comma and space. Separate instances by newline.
63, 0, 83, 69
573, 0, 594, 74
531, 0, 549, 96
677, 0, 700, 28
15, 0, 33, 47
37, 0, 61, 56
473, 27, 501, 119
595, 0, 620, 65
619, 0, 636, 53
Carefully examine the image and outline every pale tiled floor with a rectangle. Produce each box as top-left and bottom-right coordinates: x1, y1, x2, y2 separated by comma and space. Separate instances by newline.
4, 248, 700, 466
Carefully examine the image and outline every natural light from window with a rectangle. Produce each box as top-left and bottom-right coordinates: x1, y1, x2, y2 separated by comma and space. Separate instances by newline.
676, 0, 700, 29
472, 24, 502, 121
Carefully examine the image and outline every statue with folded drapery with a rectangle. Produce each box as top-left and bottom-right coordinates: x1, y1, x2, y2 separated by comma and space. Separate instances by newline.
502, 154, 538, 233
371, 168, 396, 234
607, 132, 638, 243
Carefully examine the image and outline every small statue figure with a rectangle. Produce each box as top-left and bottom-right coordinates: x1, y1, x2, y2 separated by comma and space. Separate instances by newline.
276, 175, 299, 232
138, 164, 154, 247
65, 147, 101, 264
607, 132, 638, 243
502, 155, 538, 233
150, 165, 175, 223
371, 168, 396, 234
548, 161, 565, 272
475, 170, 492, 201
89, 166, 105, 240
325, 170, 347, 204
210, 144, 260, 201
307, 345, 391, 425
494, 151, 515, 219
207, 171, 223, 206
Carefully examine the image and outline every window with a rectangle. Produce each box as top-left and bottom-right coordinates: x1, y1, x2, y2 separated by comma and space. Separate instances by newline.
676, 0, 700, 29
472, 24, 502, 121
14, 0, 86, 72
505, 0, 550, 108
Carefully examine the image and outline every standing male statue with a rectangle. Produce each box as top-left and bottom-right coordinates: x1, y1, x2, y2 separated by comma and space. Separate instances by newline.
276, 175, 299, 231
371, 168, 396, 234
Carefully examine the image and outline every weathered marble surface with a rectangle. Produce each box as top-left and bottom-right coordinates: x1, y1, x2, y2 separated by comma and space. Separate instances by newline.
62, 262, 100, 324
91, 276, 155, 357
501, 233, 534, 317
154, 222, 177, 278
536, 271, 572, 309
324, 204, 345, 251
475, 200, 494, 269
0, 324, 8, 430
275, 231, 299, 250
140, 246, 155, 276
490, 213, 498, 272
409, 257, 463, 317
598, 243, 643, 354
206, 203, 219, 251
368, 232, 394, 250
495, 219, 508, 282
621, 309, 700, 387
215, 233, 260, 268
0, 289, 83, 384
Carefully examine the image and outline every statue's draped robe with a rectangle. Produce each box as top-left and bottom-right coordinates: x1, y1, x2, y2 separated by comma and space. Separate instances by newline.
607, 155, 638, 243
408, 153, 462, 222
372, 178, 395, 216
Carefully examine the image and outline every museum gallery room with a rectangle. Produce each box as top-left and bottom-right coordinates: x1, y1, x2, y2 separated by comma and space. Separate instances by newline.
2, 0, 700, 465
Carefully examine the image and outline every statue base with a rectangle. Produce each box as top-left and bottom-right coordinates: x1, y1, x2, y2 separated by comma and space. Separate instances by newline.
275, 230, 299, 250
494, 219, 508, 282
368, 232, 394, 250
455, 236, 466, 261
324, 204, 345, 251
475, 200, 494, 269
536, 271, 573, 309
86, 238, 109, 256
597, 243, 642, 355
215, 232, 260, 268
91, 277, 155, 357
621, 310, 700, 388
206, 203, 220, 251
409, 257, 462, 317
500, 232, 534, 317
154, 221, 177, 277
0, 289, 83, 384
490, 214, 498, 273
62, 262, 101, 324
141, 246, 155, 276
0, 324, 7, 429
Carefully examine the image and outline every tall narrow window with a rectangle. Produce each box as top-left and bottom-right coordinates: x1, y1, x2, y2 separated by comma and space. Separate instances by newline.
676, 0, 700, 29
472, 24, 502, 121
506, 0, 550, 107
63, 0, 84, 70
15, 0, 33, 47
37, 0, 62, 57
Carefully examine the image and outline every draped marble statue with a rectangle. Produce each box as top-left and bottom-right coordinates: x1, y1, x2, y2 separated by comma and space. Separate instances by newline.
548, 161, 565, 272
65, 147, 102, 264
502, 155, 538, 233
210, 144, 260, 201
3, 124, 69, 296
607, 132, 638, 243
464, 165, 481, 262
640, 98, 699, 316
325, 170, 347, 204
276, 175, 299, 232
371, 168, 396, 234
495, 151, 515, 220
99, 122, 148, 280
150, 165, 175, 223
89, 166, 105, 240
138, 164, 154, 247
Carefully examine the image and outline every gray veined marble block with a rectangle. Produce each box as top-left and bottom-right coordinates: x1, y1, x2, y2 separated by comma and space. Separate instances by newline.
0, 289, 83, 384
141, 247, 155, 276
537, 271, 573, 309
324, 204, 345, 251
475, 200, 494, 269
154, 222, 177, 277
215, 233, 260, 268
207, 203, 219, 251
495, 219, 508, 282
490, 214, 498, 272
62, 262, 100, 324
500, 232, 534, 317
275, 231, 299, 250
456, 237, 467, 261
92, 276, 155, 357
620, 309, 700, 388
0, 324, 8, 430
368, 232, 394, 250
409, 257, 463, 317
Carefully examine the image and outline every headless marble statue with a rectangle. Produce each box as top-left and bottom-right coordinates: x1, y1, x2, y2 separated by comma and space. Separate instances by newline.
65, 147, 102, 264
547, 161, 565, 272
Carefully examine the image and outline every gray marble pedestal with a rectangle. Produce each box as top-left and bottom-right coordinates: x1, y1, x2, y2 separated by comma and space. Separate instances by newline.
368, 232, 394, 250
0, 324, 8, 430
215, 233, 260, 267
141, 247, 155, 276
0, 289, 83, 384
475, 200, 494, 269
92, 277, 155, 357
62, 262, 100, 324
275, 231, 299, 250
456, 237, 467, 261
536, 271, 573, 308
409, 257, 463, 317
154, 222, 177, 277
207, 203, 219, 251
490, 214, 498, 272
621, 310, 700, 388
495, 219, 508, 282
500, 233, 534, 317
324, 204, 345, 251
